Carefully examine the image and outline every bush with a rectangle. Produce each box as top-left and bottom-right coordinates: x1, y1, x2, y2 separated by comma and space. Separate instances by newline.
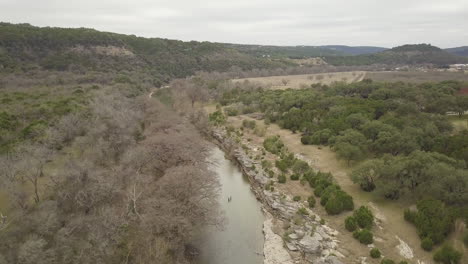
307, 196, 316, 208
278, 174, 286, 183
242, 119, 256, 129
290, 174, 300, 181
293, 196, 301, 201
354, 206, 374, 229
433, 244, 462, 264
263, 136, 284, 154
370, 248, 381, 258
404, 209, 417, 223
224, 106, 239, 116
463, 232, 468, 247
324, 189, 354, 215
345, 216, 358, 232
208, 110, 226, 125
421, 237, 434, 251
412, 199, 454, 244
297, 207, 309, 215
354, 229, 373, 245
380, 259, 395, 264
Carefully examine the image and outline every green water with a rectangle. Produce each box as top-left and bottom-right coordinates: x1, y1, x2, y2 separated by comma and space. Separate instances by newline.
194, 147, 265, 264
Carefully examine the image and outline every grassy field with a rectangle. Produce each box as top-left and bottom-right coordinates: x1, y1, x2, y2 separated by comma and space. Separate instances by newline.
231, 71, 366, 89
448, 115, 468, 133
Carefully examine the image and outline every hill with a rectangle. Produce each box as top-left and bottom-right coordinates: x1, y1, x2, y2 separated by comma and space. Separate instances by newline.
445, 46, 468, 57
324, 44, 468, 66
223, 43, 347, 58
224, 44, 388, 58
319, 45, 387, 55
0, 23, 292, 82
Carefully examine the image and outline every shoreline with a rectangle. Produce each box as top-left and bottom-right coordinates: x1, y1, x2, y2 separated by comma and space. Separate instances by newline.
210, 127, 345, 264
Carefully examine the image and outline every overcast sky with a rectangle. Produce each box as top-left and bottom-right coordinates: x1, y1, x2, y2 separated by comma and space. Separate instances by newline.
1, 0, 467, 48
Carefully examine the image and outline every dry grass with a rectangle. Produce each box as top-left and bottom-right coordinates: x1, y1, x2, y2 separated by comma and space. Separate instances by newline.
231, 71, 366, 89
448, 115, 468, 133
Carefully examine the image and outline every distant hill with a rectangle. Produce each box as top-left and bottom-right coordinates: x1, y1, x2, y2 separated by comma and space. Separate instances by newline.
0, 23, 292, 82
445, 46, 468, 57
223, 44, 346, 58
319, 45, 388, 55
224, 44, 387, 58
324, 44, 468, 66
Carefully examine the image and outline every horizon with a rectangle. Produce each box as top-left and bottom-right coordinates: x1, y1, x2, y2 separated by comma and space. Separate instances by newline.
1, 0, 467, 49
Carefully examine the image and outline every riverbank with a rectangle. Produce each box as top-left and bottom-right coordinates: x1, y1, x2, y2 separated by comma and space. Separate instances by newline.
210, 127, 345, 264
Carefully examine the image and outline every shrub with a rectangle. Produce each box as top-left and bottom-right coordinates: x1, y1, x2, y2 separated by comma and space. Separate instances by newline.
412, 199, 454, 244
320, 219, 325, 225
354, 206, 374, 229
290, 174, 300, 181
463, 232, 468, 246
433, 244, 462, 264
242, 119, 256, 129
354, 229, 373, 245
370, 248, 381, 258
278, 174, 286, 183
293, 196, 301, 201
404, 209, 417, 223
263, 136, 284, 154
307, 196, 316, 208
261, 160, 272, 169
224, 106, 239, 116
398, 262, 409, 264
323, 189, 354, 215
345, 216, 357, 232
208, 110, 226, 125
297, 207, 309, 215
380, 259, 395, 264
421, 237, 434, 251
292, 159, 309, 174
254, 125, 266, 136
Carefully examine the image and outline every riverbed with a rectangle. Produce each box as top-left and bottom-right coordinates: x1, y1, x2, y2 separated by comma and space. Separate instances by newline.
194, 147, 265, 264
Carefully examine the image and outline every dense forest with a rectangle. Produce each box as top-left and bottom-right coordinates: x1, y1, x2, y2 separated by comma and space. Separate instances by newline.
0, 23, 293, 83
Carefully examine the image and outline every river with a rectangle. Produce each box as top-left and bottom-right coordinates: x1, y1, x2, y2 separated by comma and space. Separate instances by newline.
194, 147, 265, 264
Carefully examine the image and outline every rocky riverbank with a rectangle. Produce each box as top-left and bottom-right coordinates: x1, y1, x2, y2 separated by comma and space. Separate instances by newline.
211, 128, 345, 264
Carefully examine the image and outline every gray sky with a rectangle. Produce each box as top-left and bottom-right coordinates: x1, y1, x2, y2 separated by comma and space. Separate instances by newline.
1, 0, 467, 48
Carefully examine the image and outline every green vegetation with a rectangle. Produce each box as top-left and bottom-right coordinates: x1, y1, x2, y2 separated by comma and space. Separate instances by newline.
380, 259, 396, 264
370, 248, 382, 258
223, 79, 468, 246
404, 199, 454, 247
353, 206, 374, 229
263, 136, 285, 154
324, 44, 467, 66
307, 196, 316, 208
433, 244, 462, 264
345, 216, 358, 232
278, 174, 287, 183
353, 229, 374, 244
209, 110, 226, 125
0, 22, 292, 76
293, 195, 301, 201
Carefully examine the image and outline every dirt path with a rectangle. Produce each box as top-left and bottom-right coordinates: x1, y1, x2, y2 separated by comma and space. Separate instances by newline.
230, 115, 435, 264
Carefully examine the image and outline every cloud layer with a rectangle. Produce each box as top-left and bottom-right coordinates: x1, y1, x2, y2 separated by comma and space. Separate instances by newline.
1, 0, 467, 48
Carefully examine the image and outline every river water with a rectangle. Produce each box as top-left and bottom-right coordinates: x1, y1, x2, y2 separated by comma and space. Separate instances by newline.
194, 147, 265, 264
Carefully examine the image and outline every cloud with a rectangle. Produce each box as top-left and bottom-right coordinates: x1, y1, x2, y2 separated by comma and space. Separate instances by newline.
0, 0, 467, 48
